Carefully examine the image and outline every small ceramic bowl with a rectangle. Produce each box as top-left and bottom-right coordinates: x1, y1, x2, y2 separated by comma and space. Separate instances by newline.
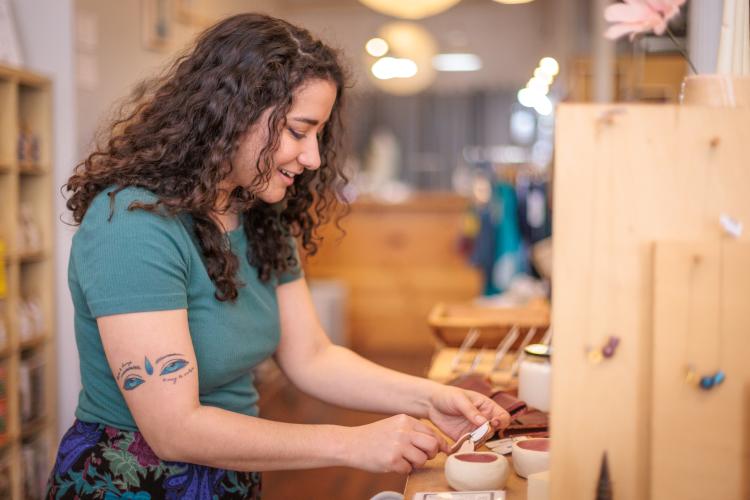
511, 438, 550, 478
445, 451, 510, 491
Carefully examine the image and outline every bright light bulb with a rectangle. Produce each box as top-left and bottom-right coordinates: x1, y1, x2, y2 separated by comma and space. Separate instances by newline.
432, 53, 482, 72
366, 37, 389, 57
517, 88, 535, 108
533, 67, 554, 84
527, 76, 549, 94
539, 57, 559, 76
534, 95, 553, 116
371, 57, 418, 80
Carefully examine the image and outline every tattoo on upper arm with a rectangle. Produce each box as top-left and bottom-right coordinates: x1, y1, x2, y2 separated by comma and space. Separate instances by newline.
115, 353, 193, 391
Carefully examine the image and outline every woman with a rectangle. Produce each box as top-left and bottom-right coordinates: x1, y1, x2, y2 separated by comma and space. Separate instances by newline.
47, 13, 509, 499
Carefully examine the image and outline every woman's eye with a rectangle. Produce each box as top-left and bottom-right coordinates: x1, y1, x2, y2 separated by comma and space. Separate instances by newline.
288, 127, 305, 140
123, 377, 145, 391
160, 359, 188, 375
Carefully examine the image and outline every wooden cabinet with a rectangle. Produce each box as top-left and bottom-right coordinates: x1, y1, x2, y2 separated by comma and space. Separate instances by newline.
0, 64, 56, 499
568, 54, 687, 102
304, 193, 481, 353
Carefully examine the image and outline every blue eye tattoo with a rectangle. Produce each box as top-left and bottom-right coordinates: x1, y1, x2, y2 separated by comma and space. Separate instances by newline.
144, 357, 154, 375
123, 376, 145, 391
160, 359, 188, 375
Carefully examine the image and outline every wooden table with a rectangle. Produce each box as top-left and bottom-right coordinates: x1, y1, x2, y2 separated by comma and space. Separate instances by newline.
404, 449, 528, 499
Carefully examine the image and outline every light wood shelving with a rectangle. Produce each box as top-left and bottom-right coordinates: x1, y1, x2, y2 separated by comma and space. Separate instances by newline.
0, 63, 56, 500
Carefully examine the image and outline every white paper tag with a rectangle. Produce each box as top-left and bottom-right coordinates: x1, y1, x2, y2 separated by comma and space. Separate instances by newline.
719, 214, 743, 238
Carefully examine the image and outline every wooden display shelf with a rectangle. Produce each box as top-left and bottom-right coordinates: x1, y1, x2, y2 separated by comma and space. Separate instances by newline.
0, 63, 56, 499
14, 250, 46, 264
428, 299, 550, 349
19, 337, 45, 353
18, 164, 47, 176
426, 347, 519, 389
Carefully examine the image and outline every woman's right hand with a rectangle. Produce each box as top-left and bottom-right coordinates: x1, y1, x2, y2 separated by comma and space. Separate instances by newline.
343, 414, 449, 474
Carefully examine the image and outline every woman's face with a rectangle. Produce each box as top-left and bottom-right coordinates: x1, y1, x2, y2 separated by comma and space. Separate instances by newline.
225, 78, 338, 204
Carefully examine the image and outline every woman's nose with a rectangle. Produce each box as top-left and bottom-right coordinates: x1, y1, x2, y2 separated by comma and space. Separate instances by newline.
298, 138, 321, 170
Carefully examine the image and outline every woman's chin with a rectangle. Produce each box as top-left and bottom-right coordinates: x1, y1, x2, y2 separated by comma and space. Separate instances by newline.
256, 187, 288, 205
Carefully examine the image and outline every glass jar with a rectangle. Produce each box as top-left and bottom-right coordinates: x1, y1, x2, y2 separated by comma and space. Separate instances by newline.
518, 343, 551, 412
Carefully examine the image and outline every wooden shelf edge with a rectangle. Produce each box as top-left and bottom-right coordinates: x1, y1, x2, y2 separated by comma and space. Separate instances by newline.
13, 250, 47, 264
0, 65, 51, 87
18, 164, 48, 176
19, 336, 46, 353
20, 417, 47, 440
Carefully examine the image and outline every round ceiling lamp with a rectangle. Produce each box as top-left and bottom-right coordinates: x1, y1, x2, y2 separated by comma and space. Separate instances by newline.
365, 22, 438, 95
358, 0, 462, 19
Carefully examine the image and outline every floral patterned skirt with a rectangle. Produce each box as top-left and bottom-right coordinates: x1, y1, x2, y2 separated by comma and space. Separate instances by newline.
46, 420, 261, 500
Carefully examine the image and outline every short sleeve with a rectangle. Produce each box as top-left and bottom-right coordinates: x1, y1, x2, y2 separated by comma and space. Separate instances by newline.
72, 188, 190, 317
277, 236, 304, 286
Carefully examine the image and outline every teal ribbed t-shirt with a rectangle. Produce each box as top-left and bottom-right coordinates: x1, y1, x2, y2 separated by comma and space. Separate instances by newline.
69, 186, 301, 431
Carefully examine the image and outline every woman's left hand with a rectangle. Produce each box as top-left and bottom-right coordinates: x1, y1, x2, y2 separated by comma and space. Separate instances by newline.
426, 385, 510, 441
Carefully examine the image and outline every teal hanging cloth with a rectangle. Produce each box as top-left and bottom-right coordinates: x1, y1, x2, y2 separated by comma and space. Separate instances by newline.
487, 181, 524, 295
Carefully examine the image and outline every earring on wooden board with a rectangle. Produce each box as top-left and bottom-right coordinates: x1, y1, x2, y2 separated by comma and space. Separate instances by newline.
681, 211, 741, 392
586, 336, 621, 365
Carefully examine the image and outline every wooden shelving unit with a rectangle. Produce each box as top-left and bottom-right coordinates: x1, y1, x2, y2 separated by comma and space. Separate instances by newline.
0, 63, 56, 499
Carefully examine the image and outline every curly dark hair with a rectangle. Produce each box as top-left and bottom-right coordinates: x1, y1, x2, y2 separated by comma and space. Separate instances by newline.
65, 13, 349, 301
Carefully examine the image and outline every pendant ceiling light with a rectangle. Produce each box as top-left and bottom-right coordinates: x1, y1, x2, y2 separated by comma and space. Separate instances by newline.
358, 0, 462, 19
365, 22, 438, 95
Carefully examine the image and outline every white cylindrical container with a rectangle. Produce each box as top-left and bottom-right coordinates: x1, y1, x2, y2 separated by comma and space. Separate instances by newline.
518, 344, 551, 412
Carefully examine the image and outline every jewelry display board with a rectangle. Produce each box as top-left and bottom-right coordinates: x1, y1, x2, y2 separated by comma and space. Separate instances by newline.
651, 241, 750, 500
551, 105, 750, 500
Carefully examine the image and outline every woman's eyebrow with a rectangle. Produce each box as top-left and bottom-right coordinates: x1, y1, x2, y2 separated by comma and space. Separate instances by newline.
291, 117, 320, 126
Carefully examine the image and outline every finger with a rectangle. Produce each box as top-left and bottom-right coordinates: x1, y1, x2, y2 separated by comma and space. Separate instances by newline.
410, 431, 441, 459
455, 391, 487, 426
402, 445, 429, 470
472, 393, 510, 429
391, 458, 412, 475
495, 408, 511, 429
412, 422, 450, 453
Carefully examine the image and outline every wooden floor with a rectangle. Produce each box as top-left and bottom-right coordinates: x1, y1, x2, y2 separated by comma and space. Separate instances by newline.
259, 349, 433, 500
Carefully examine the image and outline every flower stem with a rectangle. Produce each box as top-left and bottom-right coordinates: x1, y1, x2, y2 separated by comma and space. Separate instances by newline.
665, 26, 698, 75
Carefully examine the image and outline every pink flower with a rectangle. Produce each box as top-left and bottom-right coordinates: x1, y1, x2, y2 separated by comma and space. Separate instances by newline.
127, 432, 161, 468
604, 0, 686, 41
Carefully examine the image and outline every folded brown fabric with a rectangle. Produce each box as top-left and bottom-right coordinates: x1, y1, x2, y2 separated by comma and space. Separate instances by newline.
446, 373, 494, 397
490, 390, 527, 416
490, 390, 548, 438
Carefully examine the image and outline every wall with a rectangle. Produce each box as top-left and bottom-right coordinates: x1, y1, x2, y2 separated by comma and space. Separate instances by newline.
74, 0, 276, 159
688, 0, 724, 74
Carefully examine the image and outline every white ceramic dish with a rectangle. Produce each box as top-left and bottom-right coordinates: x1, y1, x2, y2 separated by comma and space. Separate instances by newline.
445, 451, 510, 491
511, 438, 550, 479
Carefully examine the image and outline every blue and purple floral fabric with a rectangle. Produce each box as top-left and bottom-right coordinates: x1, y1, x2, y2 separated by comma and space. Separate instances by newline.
46, 420, 261, 499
